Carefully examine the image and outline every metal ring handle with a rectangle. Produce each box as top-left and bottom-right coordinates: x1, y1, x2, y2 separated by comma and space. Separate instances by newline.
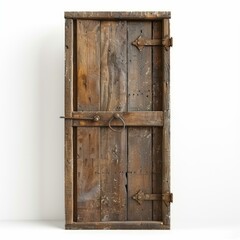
108, 113, 125, 132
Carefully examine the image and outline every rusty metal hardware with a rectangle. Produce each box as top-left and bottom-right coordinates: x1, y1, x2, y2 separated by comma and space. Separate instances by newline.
132, 35, 173, 51
108, 113, 126, 132
132, 190, 173, 205
60, 115, 100, 122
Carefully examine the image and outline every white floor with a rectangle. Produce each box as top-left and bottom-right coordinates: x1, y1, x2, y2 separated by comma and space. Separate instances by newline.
0, 221, 239, 240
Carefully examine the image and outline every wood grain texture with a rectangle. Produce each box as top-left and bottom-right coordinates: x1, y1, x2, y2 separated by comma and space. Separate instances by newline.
100, 129, 127, 221
65, 11, 171, 20
65, 19, 74, 224
127, 21, 152, 221
75, 20, 101, 222
152, 21, 163, 221
100, 21, 128, 221
66, 221, 169, 230
101, 21, 127, 112
65, 15, 171, 229
162, 19, 171, 226
71, 111, 163, 127
128, 21, 152, 111
127, 128, 152, 221
77, 20, 100, 111
76, 128, 100, 222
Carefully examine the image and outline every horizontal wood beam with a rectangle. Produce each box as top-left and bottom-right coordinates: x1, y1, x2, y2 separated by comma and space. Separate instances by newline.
66, 221, 169, 230
64, 12, 171, 20
68, 111, 163, 127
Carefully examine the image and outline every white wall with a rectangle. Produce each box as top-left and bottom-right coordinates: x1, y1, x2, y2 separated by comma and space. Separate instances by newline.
0, 0, 240, 228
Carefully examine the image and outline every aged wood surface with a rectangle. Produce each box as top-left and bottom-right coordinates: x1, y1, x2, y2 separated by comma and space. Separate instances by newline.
128, 22, 152, 112
66, 221, 169, 230
127, 21, 152, 221
65, 15, 172, 229
77, 20, 100, 111
152, 21, 163, 221
65, 19, 74, 224
65, 11, 171, 20
100, 21, 127, 112
76, 128, 100, 221
75, 20, 101, 222
71, 111, 163, 127
100, 130, 127, 221
100, 21, 128, 221
128, 128, 152, 221
162, 19, 171, 226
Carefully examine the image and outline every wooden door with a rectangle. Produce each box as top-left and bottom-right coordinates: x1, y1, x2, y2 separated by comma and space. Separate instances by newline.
64, 12, 172, 230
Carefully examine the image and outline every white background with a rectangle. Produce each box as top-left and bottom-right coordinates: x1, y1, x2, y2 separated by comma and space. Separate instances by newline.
0, 0, 240, 238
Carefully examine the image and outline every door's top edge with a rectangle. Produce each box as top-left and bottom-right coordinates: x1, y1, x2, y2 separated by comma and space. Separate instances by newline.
64, 11, 171, 20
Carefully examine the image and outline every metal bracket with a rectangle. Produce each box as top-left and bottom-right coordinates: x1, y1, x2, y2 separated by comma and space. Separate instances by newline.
132, 190, 173, 205
132, 35, 173, 51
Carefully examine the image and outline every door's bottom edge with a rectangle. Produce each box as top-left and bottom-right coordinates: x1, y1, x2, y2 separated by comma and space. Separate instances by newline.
65, 221, 170, 230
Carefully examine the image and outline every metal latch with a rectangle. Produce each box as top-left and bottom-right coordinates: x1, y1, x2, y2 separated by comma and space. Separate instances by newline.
60, 113, 126, 133
60, 115, 100, 122
132, 190, 173, 205
132, 35, 173, 51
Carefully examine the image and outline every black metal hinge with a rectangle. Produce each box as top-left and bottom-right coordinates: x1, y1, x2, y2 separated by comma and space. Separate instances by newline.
132, 35, 173, 51
132, 190, 173, 205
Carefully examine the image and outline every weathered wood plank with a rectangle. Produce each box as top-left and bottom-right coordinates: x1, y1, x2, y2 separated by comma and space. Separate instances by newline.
77, 20, 100, 111
162, 19, 171, 226
100, 130, 127, 221
152, 21, 163, 221
128, 21, 152, 111
75, 20, 101, 222
65, 11, 171, 20
152, 21, 163, 111
127, 128, 152, 221
76, 128, 100, 222
71, 111, 163, 127
66, 221, 169, 230
65, 122, 73, 224
100, 21, 128, 221
101, 21, 127, 112
65, 20, 74, 116
127, 21, 152, 221
65, 19, 74, 225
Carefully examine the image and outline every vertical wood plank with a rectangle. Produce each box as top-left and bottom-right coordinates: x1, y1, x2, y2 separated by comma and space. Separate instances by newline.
100, 21, 128, 221
100, 130, 127, 221
127, 21, 152, 221
77, 20, 100, 111
65, 19, 74, 224
162, 19, 171, 226
152, 21, 163, 221
152, 21, 163, 111
76, 128, 100, 221
101, 21, 127, 112
128, 128, 152, 220
128, 22, 152, 111
76, 20, 101, 222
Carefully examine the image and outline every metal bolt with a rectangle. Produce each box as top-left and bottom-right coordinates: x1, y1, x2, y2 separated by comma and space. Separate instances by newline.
93, 115, 100, 122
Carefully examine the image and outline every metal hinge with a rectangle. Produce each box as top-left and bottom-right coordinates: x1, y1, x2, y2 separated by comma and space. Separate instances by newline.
132, 35, 173, 51
132, 190, 173, 205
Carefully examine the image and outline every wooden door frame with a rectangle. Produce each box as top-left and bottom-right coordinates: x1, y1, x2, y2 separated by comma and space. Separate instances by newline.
64, 12, 171, 230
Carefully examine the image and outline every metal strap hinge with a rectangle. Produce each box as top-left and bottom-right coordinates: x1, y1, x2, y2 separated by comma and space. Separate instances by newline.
132, 35, 173, 51
132, 190, 173, 205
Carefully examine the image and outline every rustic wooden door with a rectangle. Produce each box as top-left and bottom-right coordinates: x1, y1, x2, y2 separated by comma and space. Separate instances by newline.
64, 12, 172, 229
